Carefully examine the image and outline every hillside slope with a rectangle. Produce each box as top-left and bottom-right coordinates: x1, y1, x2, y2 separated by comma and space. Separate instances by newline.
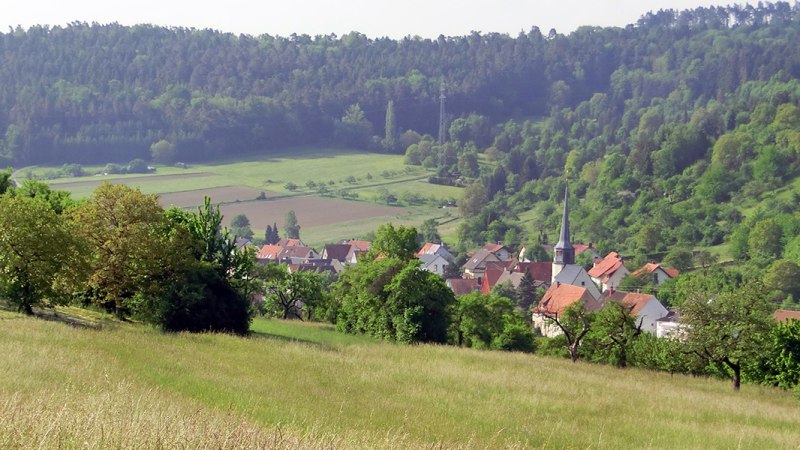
1, 312, 798, 448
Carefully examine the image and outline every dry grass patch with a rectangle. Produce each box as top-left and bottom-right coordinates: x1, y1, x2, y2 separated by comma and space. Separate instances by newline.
2, 315, 799, 449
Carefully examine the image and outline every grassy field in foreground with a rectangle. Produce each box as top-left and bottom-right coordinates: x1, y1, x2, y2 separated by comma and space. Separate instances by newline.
2, 311, 799, 449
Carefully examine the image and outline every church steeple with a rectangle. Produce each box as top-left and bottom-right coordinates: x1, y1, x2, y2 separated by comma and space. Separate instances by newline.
553, 186, 575, 266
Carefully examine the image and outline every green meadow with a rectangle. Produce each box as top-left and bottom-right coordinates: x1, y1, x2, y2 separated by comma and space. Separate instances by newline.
2, 309, 799, 449
31, 148, 465, 246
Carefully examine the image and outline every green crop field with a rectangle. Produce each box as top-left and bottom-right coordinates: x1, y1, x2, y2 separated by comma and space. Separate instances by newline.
31, 148, 465, 247
2, 309, 799, 449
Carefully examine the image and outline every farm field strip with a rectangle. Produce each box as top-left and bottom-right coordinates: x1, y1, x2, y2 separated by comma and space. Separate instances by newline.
218, 196, 406, 231
158, 186, 270, 208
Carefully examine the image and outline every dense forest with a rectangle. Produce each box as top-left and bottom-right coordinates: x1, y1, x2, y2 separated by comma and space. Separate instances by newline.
3, 3, 800, 272
0, 2, 797, 166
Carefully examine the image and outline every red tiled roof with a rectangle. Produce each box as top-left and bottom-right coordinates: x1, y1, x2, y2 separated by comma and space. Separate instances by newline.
281, 246, 314, 259
775, 310, 800, 323
663, 268, 680, 278
447, 278, 480, 296
346, 240, 371, 252
415, 242, 436, 257
277, 238, 304, 248
257, 244, 284, 260
600, 290, 656, 316
481, 266, 506, 294
483, 243, 507, 253
573, 243, 591, 256
588, 252, 625, 279
515, 261, 553, 283
534, 283, 602, 316
631, 263, 679, 279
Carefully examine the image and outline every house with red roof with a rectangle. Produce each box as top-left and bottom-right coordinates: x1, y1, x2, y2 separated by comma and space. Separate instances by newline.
774, 309, 800, 323
532, 282, 603, 337
321, 244, 352, 263
631, 262, 680, 286
462, 248, 501, 280
277, 238, 305, 248
416, 242, 455, 263
482, 243, 512, 261
588, 251, 629, 292
256, 244, 285, 262
446, 278, 481, 296
339, 239, 371, 264
599, 289, 669, 334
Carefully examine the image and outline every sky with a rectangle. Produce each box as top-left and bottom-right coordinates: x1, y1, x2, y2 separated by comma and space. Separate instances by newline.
3, 1, 763, 39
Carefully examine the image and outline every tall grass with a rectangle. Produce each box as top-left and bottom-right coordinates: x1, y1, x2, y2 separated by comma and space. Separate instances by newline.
2, 313, 799, 448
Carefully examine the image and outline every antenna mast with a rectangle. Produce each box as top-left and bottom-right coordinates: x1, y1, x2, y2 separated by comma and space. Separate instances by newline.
438, 80, 447, 144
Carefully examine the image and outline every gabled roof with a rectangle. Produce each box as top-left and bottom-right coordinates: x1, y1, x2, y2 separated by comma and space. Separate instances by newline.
480, 265, 507, 294
323, 244, 352, 261
588, 252, 625, 279
534, 283, 601, 316
416, 242, 439, 257
257, 244, 284, 260
345, 240, 371, 252
418, 253, 448, 267
483, 243, 509, 254
447, 278, 480, 296
775, 309, 800, 323
631, 262, 680, 279
553, 264, 584, 285
515, 261, 552, 283
277, 238, 304, 248
281, 246, 315, 259
571, 243, 586, 254
463, 248, 500, 271
600, 290, 659, 316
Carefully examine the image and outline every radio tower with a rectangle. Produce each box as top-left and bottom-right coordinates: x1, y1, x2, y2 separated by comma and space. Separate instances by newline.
438, 80, 447, 144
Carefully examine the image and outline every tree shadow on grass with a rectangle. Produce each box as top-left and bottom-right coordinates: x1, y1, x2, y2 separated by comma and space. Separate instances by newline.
249, 330, 335, 351
31, 307, 119, 330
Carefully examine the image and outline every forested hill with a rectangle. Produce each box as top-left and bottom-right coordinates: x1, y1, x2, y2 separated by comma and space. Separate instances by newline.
1, 3, 799, 166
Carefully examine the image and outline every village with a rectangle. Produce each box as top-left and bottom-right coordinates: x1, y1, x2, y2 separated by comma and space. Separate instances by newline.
245, 188, 800, 338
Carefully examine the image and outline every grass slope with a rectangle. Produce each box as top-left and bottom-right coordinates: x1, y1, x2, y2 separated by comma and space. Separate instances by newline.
1, 310, 799, 449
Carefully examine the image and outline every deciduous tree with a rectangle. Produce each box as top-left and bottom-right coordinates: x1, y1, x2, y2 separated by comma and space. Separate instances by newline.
0, 195, 87, 314
682, 282, 775, 390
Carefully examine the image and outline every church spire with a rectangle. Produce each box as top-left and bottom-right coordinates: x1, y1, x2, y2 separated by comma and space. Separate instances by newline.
553, 186, 574, 265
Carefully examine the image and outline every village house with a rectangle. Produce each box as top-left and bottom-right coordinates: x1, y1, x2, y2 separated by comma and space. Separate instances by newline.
599, 289, 669, 334
415, 242, 456, 263
482, 243, 513, 261
588, 251, 629, 292
532, 282, 603, 337
418, 253, 452, 276
320, 244, 352, 263
462, 248, 501, 280
774, 309, 800, 323
446, 278, 480, 296
631, 262, 680, 286
342, 239, 371, 264
656, 311, 683, 339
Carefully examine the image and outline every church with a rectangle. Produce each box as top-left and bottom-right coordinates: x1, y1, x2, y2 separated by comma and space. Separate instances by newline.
532, 187, 602, 337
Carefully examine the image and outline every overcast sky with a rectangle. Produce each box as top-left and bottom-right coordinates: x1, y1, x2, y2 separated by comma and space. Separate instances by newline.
4, 1, 763, 38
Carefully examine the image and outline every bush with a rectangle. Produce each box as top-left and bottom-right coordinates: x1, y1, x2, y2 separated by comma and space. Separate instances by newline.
135, 265, 251, 335
127, 159, 149, 174
492, 322, 537, 353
